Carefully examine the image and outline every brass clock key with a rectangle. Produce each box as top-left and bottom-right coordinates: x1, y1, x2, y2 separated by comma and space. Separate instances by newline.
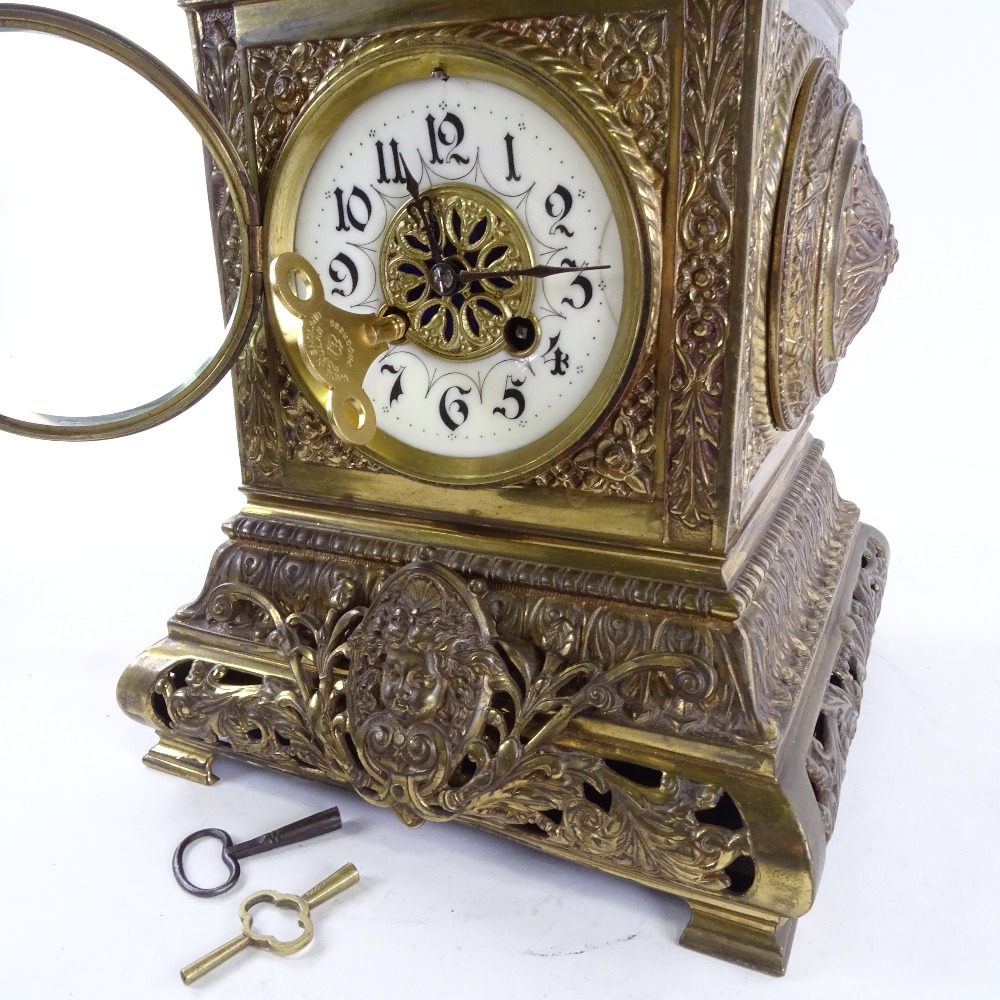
180, 862, 360, 985
269, 252, 405, 446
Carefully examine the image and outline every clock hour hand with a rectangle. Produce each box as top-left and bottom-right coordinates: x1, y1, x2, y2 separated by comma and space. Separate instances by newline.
401, 160, 443, 265
458, 263, 610, 282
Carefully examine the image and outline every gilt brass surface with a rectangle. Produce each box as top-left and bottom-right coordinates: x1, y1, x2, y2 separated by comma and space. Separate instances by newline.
0, 0, 895, 977
270, 251, 405, 444
379, 184, 536, 361
180, 863, 360, 984
769, 55, 896, 429
264, 30, 656, 486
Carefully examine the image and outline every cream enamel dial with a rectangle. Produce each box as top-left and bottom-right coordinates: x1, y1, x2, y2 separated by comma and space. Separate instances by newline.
268, 45, 648, 484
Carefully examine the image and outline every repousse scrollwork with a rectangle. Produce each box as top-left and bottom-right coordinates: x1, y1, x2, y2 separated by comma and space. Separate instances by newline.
156, 562, 752, 892
667, 0, 745, 532
534, 374, 656, 496
176, 534, 756, 742
248, 37, 373, 181
193, 13, 285, 484
503, 12, 668, 498
240, 36, 378, 473
503, 12, 671, 175
232, 319, 284, 482
196, 13, 246, 310
735, 7, 805, 521
768, 58, 897, 430
173, 435, 856, 746
824, 148, 898, 382
807, 533, 887, 837
732, 442, 860, 733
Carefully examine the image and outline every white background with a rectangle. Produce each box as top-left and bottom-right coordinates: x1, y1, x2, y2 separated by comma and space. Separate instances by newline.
1, 1, 997, 997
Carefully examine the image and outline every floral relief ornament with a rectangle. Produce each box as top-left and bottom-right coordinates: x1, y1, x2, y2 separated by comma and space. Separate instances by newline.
577, 16, 671, 165
576, 412, 655, 495
154, 561, 750, 897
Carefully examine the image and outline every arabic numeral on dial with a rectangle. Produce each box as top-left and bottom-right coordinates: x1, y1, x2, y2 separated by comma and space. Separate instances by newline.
492, 376, 526, 420
559, 258, 593, 310
375, 139, 405, 184
542, 333, 571, 376
426, 113, 470, 166
328, 252, 359, 297
439, 384, 472, 431
334, 186, 373, 233
503, 133, 521, 182
545, 185, 575, 237
380, 363, 405, 405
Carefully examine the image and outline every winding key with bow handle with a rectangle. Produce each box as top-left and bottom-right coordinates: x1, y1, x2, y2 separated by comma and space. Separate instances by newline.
180, 862, 360, 984
172, 806, 342, 897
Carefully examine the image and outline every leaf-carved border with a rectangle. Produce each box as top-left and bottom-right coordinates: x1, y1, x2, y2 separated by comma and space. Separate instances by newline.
806, 532, 887, 837
174, 541, 758, 744
157, 563, 754, 895
732, 442, 860, 733
194, 12, 286, 483
667, 0, 746, 533
735, 10, 817, 523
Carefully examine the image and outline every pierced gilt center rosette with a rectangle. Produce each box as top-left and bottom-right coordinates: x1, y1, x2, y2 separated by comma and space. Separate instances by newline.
379, 184, 535, 361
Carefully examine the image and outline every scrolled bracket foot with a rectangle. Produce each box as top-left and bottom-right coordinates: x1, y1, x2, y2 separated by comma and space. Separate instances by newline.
142, 735, 219, 785
680, 897, 795, 975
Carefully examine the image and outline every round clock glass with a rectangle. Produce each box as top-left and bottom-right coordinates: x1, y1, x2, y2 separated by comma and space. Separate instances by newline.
267, 40, 651, 484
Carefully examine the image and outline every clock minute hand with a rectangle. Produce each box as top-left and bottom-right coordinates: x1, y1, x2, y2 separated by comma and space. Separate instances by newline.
458, 263, 610, 282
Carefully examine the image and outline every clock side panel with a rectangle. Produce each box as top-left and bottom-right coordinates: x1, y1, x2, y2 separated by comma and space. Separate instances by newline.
727, 5, 897, 546
184, 0, 895, 568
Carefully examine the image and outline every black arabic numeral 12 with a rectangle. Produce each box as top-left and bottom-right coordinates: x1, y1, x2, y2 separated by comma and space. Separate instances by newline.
492, 376, 527, 420
545, 185, 575, 237
426, 113, 470, 166
334, 186, 373, 233
439, 384, 472, 431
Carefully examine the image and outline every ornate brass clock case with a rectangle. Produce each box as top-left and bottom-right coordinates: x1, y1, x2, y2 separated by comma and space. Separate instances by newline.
0, 0, 897, 977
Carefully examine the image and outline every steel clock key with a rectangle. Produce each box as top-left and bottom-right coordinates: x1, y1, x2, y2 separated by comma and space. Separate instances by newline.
173, 806, 343, 897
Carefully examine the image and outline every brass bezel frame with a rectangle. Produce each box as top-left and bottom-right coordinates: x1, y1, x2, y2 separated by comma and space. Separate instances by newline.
0, 4, 261, 442
266, 32, 654, 486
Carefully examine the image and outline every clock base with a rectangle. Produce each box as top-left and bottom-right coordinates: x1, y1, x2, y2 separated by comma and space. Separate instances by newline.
117, 444, 887, 974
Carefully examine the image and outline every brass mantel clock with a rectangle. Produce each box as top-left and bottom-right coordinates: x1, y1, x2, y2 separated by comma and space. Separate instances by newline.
0, 0, 897, 975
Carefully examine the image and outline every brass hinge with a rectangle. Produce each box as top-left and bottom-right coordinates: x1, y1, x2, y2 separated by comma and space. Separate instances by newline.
247, 224, 265, 277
